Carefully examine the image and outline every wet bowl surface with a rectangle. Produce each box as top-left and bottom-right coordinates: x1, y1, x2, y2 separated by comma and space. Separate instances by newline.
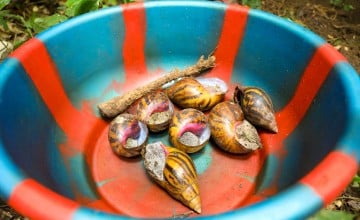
0, 1, 360, 219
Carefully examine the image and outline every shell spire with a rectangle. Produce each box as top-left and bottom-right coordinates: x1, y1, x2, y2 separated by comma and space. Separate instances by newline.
234, 86, 278, 133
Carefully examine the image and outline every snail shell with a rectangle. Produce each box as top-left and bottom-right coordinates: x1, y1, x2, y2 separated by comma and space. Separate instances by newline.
142, 142, 201, 213
136, 90, 174, 132
108, 113, 148, 157
208, 101, 262, 154
166, 77, 228, 111
169, 108, 210, 153
233, 86, 278, 133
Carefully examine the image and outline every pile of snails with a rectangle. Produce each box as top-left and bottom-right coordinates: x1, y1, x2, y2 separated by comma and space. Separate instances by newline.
107, 76, 278, 214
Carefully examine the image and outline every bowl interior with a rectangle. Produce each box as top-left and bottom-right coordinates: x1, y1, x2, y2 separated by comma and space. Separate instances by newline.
0, 1, 359, 219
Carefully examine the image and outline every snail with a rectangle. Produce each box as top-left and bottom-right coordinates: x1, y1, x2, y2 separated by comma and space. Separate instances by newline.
166, 77, 228, 111
135, 90, 174, 132
208, 101, 262, 154
233, 86, 278, 133
142, 141, 201, 213
108, 113, 148, 157
169, 108, 210, 153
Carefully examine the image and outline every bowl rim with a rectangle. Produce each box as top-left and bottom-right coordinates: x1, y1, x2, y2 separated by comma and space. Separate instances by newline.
0, 1, 359, 219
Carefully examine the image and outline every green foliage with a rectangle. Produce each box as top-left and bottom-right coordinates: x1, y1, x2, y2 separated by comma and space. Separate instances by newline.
0, 10, 10, 30
64, 0, 134, 17
351, 174, 360, 187
330, 0, 343, 6
0, 10, 32, 35
0, 0, 10, 10
0, 0, 136, 51
309, 209, 356, 220
329, 0, 354, 11
120, 0, 135, 3
0, 0, 135, 36
26, 14, 68, 33
65, 0, 101, 17
103, 0, 119, 7
241, 0, 261, 9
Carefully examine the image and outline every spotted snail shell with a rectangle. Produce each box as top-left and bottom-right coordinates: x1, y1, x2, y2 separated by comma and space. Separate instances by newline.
108, 113, 148, 157
166, 77, 228, 111
234, 86, 278, 133
169, 108, 210, 153
142, 142, 201, 213
135, 90, 174, 132
208, 101, 262, 154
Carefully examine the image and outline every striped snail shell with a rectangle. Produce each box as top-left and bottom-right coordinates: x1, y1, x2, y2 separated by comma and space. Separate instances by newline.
135, 90, 174, 132
208, 101, 262, 154
108, 113, 148, 157
169, 108, 210, 153
142, 142, 201, 213
166, 77, 228, 111
233, 86, 278, 133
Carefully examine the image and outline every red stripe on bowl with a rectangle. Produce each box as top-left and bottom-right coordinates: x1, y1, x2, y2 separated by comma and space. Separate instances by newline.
300, 150, 357, 205
9, 179, 79, 220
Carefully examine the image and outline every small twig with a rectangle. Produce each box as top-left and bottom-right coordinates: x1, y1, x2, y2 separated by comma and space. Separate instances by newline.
313, 4, 338, 21
97, 55, 216, 118
337, 196, 360, 201
333, 23, 360, 30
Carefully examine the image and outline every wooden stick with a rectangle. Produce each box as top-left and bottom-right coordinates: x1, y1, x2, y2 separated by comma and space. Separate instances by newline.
98, 55, 216, 118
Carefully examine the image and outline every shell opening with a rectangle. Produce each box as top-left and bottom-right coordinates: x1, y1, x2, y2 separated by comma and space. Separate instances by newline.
146, 98, 172, 117
195, 77, 228, 94
143, 142, 167, 181
178, 123, 210, 147
234, 120, 262, 150
122, 121, 148, 149
131, 122, 148, 147
112, 114, 148, 149
148, 102, 174, 125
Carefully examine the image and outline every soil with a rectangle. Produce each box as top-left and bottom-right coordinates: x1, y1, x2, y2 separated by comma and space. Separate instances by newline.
0, 0, 359, 219
262, 0, 360, 73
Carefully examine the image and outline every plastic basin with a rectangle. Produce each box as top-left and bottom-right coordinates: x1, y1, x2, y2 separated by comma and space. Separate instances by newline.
0, 1, 359, 219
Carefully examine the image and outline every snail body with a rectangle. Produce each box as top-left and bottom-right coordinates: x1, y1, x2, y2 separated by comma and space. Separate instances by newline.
209, 101, 262, 154
169, 108, 210, 153
135, 90, 174, 132
108, 113, 148, 157
166, 77, 228, 111
142, 142, 201, 213
234, 86, 278, 133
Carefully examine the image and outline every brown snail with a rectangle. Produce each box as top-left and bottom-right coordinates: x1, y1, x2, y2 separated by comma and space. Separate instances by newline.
208, 101, 262, 154
142, 142, 201, 213
166, 77, 228, 111
135, 90, 174, 132
108, 113, 149, 157
233, 86, 278, 133
169, 108, 210, 153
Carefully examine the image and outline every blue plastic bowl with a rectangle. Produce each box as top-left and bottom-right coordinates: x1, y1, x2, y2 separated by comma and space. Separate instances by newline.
0, 1, 359, 219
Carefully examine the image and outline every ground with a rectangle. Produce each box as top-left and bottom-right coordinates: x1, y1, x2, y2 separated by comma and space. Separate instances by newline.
0, 0, 359, 219
262, 0, 360, 73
